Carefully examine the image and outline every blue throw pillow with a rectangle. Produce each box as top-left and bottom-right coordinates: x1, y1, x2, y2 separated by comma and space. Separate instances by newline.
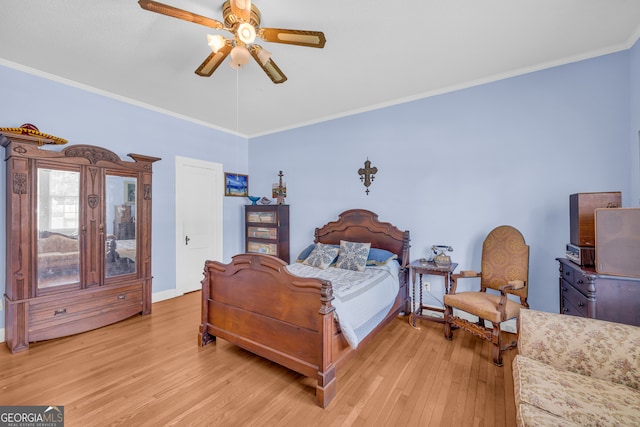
296, 244, 317, 262
366, 248, 398, 266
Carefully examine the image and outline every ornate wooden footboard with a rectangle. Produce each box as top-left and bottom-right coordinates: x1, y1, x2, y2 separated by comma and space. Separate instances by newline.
198, 209, 410, 408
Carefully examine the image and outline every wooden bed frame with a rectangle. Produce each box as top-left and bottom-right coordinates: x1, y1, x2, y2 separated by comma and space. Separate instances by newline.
198, 209, 410, 408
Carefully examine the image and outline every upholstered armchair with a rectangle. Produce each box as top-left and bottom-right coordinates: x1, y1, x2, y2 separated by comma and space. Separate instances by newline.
443, 225, 529, 366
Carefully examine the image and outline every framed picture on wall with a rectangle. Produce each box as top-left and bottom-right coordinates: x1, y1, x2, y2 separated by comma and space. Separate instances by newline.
124, 181, 136, 204
224, 172, 249, 197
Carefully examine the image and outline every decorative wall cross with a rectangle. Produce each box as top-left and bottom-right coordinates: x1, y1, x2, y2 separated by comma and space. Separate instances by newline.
358, 159, 378, 195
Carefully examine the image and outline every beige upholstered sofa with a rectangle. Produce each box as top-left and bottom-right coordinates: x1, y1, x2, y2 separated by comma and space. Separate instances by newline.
513, 309, 640, 426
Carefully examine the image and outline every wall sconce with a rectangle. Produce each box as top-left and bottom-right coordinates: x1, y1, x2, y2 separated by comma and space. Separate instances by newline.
358, 158, 378, 195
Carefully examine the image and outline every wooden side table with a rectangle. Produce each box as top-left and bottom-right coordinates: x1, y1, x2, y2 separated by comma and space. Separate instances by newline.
407, 260, 458, 327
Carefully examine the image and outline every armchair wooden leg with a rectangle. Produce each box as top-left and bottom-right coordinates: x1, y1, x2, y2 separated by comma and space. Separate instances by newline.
444, 306, 453, 340
491, 324, 503, 367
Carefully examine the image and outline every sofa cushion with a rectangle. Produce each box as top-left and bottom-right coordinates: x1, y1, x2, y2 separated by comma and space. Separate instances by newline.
516, 404, 583, 427
518, 309, 640, 390
513, 355, 640, 427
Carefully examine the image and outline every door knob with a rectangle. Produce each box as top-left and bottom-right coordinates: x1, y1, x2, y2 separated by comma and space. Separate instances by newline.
185, 235, 190, 245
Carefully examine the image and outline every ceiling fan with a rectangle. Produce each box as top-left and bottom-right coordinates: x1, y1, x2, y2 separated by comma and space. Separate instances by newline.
138, 0, 326, 84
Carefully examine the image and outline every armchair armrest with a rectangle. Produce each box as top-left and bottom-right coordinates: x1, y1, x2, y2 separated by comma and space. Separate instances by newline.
498, 280, 526, 294
518, 309, 640, 390
505, 279, 525, 290
496, 280, 526, 319
459, 270, 480, 278
450, 270, 481, 294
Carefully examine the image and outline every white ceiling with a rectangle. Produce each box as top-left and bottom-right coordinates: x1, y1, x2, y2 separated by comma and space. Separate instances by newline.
2, 1, 640, 137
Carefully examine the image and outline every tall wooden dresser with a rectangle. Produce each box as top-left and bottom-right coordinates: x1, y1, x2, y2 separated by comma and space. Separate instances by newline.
557, 257, 640, 326
2, 131, 160, 352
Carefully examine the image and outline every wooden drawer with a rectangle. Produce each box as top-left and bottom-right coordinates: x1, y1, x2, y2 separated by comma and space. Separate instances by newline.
561, 282, 589, 317
561, 263, 576, 285
29, 283, 143, 341
560, 262, 591, 296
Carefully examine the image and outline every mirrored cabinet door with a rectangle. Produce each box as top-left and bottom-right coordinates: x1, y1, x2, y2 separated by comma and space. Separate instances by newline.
36, 167, 81, 290
105, 174, 137, 278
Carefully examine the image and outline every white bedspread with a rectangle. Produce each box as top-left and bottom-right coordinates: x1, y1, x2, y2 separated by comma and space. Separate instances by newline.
286, 261, 400, 348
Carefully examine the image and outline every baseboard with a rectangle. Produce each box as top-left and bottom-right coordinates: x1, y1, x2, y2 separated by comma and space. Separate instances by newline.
152, 288, 181, 303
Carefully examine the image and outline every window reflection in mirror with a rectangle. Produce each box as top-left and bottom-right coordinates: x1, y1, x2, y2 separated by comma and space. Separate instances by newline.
105, 175, 137, 277
37, 168, 80, 288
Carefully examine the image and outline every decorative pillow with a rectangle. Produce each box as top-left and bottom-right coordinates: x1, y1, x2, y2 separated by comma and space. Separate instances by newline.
296, 244, 317, 263
366, 248, 398, 266
335, 240, 371, 271
302, 243, 340, 270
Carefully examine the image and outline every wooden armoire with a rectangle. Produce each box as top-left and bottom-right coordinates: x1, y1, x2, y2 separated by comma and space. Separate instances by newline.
2, 130, 160, 353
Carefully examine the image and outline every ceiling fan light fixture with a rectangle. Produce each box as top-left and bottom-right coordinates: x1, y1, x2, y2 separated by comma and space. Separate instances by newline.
235, 0, 251, 11
256, 48, 271, 65
230, 45, 251, 66
207, 34, 226, 53
237, 22, 256, 44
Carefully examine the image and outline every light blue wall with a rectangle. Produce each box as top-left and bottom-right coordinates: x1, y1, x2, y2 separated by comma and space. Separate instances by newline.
631, 38, 640, 206
249, 50, 635, 314
0, 64, 249, 330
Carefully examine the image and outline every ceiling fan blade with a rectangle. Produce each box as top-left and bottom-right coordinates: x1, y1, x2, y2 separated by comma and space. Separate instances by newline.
249, 45, 287, 84
257, 28, 326, 48
229, 0, 252, 22
195, 43, 232, 77
138, 0, 225, 30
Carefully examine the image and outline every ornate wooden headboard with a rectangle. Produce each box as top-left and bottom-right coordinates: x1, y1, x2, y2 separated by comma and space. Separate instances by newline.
314, 209, 410, 267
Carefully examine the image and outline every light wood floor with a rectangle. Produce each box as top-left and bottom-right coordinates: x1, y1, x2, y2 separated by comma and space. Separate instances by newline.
0, 291, 517, 426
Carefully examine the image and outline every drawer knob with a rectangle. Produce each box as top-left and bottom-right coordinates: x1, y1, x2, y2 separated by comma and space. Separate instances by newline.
54, 308, 67, 316
565, 272, 570, 276
578, 302, 584, 307
577, 279, 583, 284
117, 294, 126, 300
563, 308, 569, 313
562, 287, 567, 292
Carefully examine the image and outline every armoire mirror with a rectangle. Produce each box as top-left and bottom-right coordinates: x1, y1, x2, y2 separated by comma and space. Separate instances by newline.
37, 167, 81, 289
105, 174, 137, 278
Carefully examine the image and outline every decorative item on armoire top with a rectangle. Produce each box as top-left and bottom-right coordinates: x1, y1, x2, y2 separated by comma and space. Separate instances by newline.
247, 195, 260, 205
358, 158, 377, 195
0, 123, 68, 145
432, 245, 454, 267
272, 170, 286, 205
224, 172, 249, 197
259, 197, 272, 205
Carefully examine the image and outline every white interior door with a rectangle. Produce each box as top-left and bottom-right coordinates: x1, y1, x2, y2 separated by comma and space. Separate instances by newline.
175, 156, 223, 294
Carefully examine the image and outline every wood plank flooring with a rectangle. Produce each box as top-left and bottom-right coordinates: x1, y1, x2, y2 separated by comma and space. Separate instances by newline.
0, 291, 517, 426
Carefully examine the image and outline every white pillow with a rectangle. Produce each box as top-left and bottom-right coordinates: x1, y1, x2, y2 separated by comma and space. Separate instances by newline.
302, 243, 340, 270
335, 240, 371, 272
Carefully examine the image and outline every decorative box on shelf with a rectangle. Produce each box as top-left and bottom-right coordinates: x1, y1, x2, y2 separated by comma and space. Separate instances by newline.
245, 205, 289, 263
